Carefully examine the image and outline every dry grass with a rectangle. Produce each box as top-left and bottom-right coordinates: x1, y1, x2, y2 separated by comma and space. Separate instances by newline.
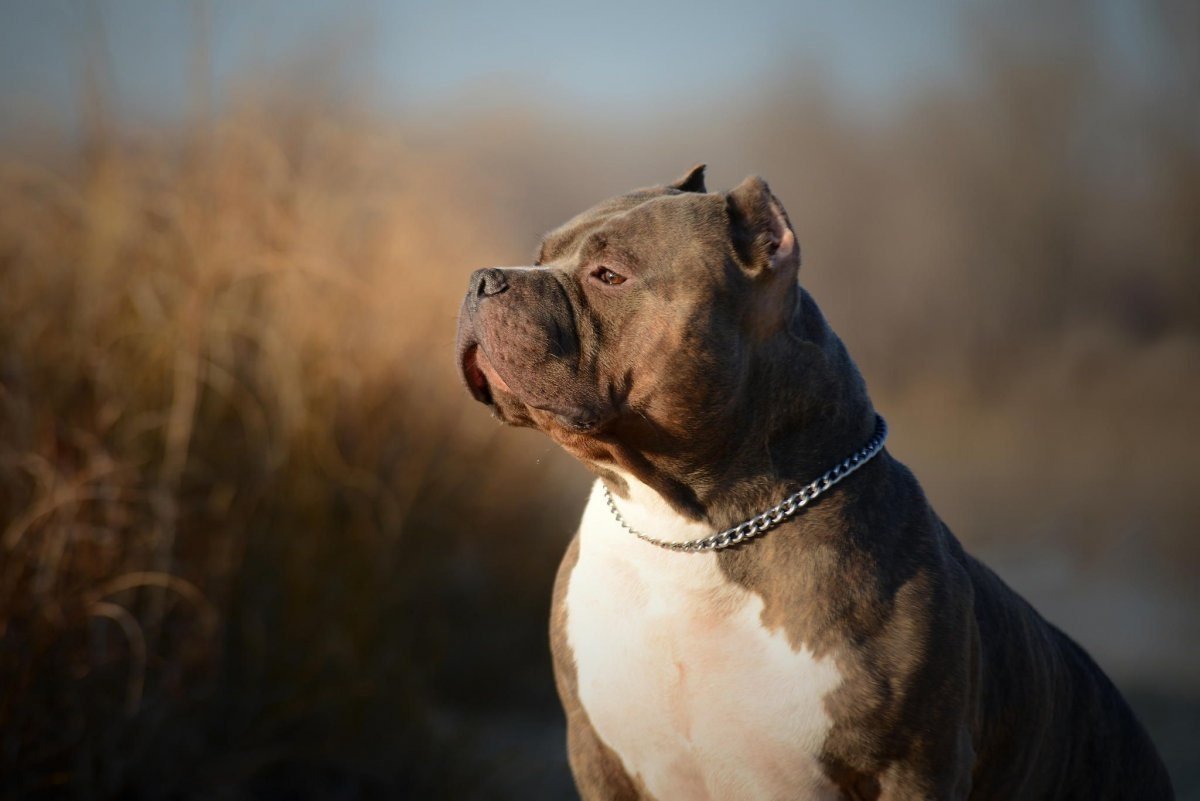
0, 100, 582, 796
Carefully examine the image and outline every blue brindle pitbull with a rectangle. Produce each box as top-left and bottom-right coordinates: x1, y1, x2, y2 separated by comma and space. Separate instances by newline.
455, 166, 1173, 800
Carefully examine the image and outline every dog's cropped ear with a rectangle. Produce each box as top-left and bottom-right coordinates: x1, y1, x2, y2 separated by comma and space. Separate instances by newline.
726, 175, 800, 279
669, 163, 707, 193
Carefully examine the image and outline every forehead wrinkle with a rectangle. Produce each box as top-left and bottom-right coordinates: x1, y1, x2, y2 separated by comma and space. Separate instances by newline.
618, 196, 729, 264
576, 232, 606, 265
540, 219, 599, 265
538, 188, 681, 265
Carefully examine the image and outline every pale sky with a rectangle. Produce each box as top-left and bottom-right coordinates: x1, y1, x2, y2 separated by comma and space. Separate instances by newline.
0, 0, 1167, 131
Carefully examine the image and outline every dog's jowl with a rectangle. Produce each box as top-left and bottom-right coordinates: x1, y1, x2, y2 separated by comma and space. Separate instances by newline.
455, 166, 1173, 800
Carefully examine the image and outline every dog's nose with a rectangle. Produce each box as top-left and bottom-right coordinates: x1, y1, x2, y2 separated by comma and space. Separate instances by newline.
471, 268, 509, 298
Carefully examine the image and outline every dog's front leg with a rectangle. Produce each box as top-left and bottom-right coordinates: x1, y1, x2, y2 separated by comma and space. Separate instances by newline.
875, 724, 974, 801
550, 534, 650, 800
562, 708, 648, 801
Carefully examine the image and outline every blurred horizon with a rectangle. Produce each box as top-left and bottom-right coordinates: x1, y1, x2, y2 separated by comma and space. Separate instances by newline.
1, 1, 1197, 798
1, 0, 1190, 129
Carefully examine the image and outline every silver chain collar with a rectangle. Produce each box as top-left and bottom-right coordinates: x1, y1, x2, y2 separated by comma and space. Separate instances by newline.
603, 415, 888, 553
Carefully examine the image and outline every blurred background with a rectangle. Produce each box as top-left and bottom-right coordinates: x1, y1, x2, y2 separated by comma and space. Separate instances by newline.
0, 0, 1196, 798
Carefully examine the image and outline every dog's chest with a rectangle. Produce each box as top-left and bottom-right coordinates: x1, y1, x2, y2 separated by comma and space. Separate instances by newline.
564, 480, 842, 801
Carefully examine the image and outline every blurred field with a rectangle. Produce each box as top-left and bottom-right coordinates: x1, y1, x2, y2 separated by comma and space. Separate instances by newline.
1, 7, 1199, 798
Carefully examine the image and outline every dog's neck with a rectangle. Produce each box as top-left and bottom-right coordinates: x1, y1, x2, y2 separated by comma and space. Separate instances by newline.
595, 289, 878, 531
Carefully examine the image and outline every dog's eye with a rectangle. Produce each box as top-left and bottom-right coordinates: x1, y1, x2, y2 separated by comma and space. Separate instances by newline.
594, 267, 627, 286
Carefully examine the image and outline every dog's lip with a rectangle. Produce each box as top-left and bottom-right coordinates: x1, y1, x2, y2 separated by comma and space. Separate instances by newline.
460, 339, 516, 406
475, 345, 512, 395
460, 343, 493, 405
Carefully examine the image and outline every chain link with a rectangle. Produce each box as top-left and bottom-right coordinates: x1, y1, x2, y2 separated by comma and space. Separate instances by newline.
603, 415, 888, 553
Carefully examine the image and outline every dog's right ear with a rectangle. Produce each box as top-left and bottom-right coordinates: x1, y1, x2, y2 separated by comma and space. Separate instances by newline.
669, 163, 707, 193
726, 175, 800, 280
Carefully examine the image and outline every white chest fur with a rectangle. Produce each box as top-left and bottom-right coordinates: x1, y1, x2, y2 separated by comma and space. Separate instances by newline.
565, 477, 843, 801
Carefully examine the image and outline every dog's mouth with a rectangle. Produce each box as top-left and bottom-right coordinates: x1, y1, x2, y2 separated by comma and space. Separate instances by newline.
457, 302, 614, 435
460, 342, 513, 406
460, 344, 491, 404
460, 339, 617, 436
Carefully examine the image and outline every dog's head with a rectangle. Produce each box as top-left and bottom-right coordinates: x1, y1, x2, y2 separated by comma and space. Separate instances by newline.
456, 166, 826, 498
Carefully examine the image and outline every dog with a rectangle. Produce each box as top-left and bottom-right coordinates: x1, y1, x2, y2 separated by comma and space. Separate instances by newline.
455, 165, 1173, 800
